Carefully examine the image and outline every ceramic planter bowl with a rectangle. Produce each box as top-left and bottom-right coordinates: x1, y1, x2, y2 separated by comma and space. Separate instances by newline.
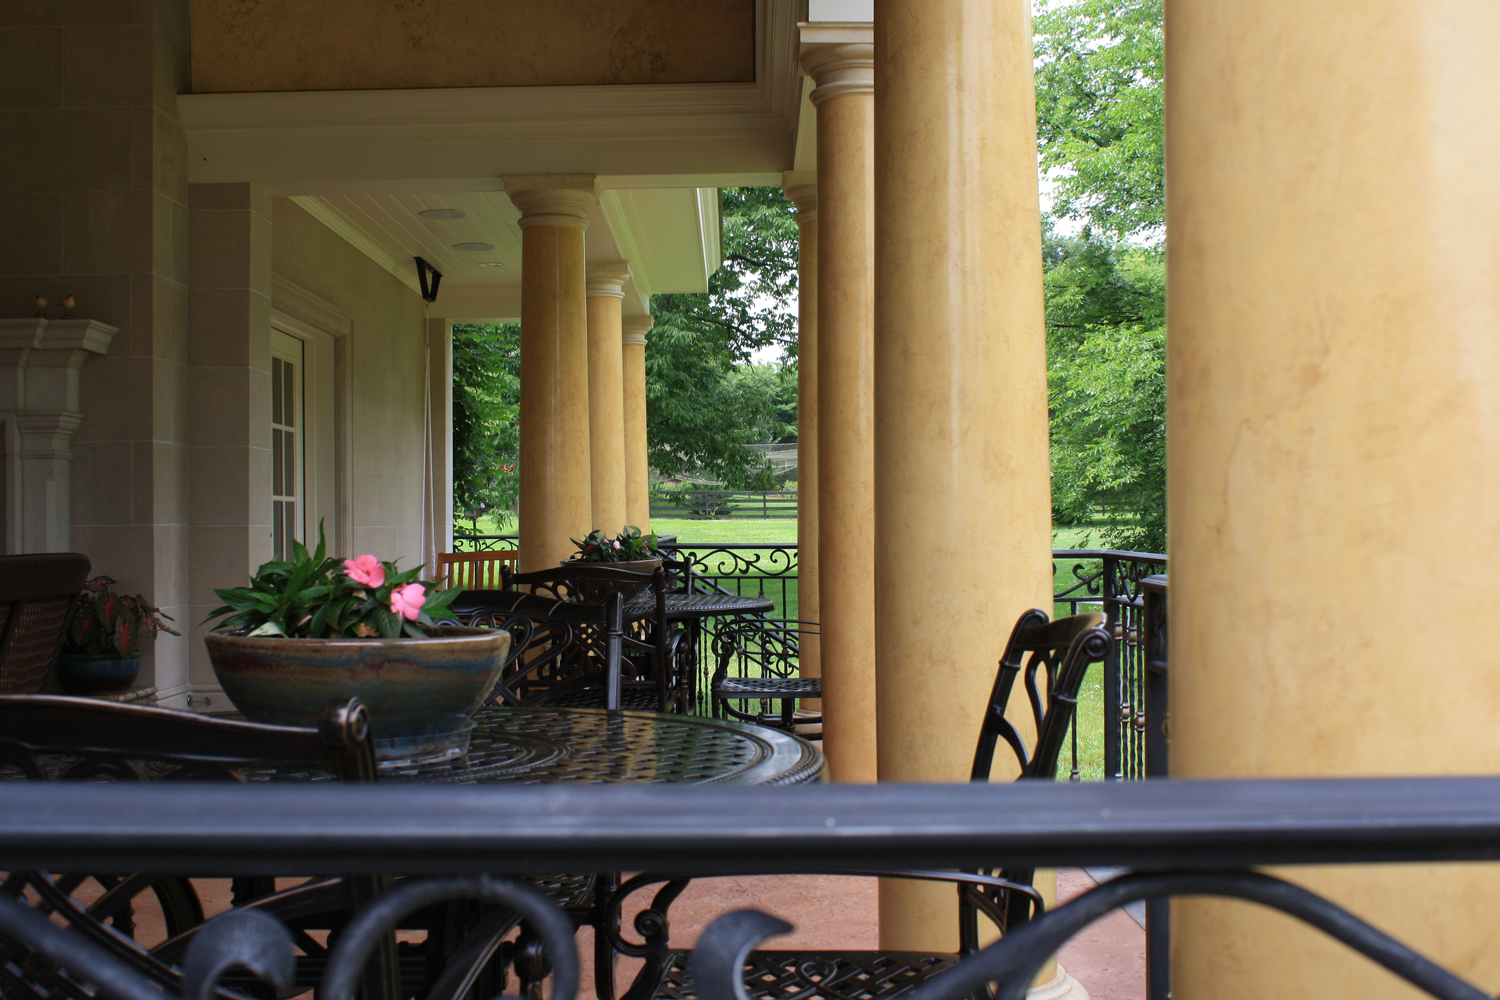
57, 654, 141, 695
205, 626, 511, 738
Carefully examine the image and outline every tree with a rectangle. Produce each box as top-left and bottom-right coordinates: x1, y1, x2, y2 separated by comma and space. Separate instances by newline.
1035, 0, 1164, 244
646, 187, 801, 487
450, 323, 521, 527
1036, 0, 1167, 552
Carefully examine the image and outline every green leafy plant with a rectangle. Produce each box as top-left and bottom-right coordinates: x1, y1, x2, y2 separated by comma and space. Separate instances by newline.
204, 523, 461, 639
64, 577, 181, 660
569, 526, 661, 564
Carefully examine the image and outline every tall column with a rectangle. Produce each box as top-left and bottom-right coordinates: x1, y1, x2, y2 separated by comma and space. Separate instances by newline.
621, 315, 653, 532
504, 175, 599, 571
872, 0, 1055, 958
782, 175, 821, 696
586, 262, 631, 534
1169, 5, 1500, 1000
803, 24, 877, 784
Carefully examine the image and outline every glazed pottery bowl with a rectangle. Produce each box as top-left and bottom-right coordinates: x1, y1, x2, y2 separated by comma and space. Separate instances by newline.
57, 654, 141, 695
205, 626, 510, 738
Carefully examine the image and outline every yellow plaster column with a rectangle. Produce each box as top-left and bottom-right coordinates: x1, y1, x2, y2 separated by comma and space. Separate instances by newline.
622, 315, 653, 532
802, 25, 876, 784
505, 175, 599, 571
1168, 5, 1500, 999
586, 261, 631, 534
872, 0, 1055, 957
783, 175, 821, 696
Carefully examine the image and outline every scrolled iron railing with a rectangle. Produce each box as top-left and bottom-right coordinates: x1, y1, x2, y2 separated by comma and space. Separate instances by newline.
0, 778, 1496, 1000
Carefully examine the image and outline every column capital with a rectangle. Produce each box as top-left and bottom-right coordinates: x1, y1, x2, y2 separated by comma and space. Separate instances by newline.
621, 314, 653, 346
798, 23, 873, 104
503, 174, 601, 229
586, 260, 632, 298
781, 173, 818, 220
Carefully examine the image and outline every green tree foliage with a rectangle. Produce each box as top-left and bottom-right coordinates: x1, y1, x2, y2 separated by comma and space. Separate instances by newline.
1037, 0, 1167, 552
450, 323, 520, 526
1035, 0, 1164, 243
647, 187, 801, 487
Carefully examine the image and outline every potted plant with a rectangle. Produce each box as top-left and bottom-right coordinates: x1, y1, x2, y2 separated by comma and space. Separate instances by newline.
565, 526, 663, 574
202, 526, 510, 743
57, 577, 181, 695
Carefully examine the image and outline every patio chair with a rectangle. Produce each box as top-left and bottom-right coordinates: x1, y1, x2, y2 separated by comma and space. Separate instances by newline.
0, 696, 590, 1000
601, 608, 1111, 1000
709, 618, 822, 738
477, 563, 689, 712
0, 552, 92, 694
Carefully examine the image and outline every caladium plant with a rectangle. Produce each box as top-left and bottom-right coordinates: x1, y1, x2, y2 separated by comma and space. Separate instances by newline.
65, 577, 181, 660
203, 521, 461, 639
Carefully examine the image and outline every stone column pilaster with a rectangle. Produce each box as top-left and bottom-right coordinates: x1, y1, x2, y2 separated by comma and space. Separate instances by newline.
782, 174, 821, 699
586, 261, 631, 534
505, 175, 599, 571
802, 23, 877, 784
1168, 4, 1500, 999
0, 318, 117, 554
621, 315, 653, 532
871, 0, 1057, 961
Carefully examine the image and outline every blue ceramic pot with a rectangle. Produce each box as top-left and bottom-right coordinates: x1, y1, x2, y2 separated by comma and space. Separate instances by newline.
57, 654, 141, 695
204, 627, 510, 738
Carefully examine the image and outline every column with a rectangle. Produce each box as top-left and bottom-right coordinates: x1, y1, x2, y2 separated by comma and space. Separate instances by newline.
586, 262, 631, 534
1169, 5, 1500, 1000
0, 318, 117, 553
621, 315, 653, 531
872, 0, 1056, 959
504, 175, 599, 571
803, 24, 877, 784
427, 318, 454, 562
782, 174, 821, 696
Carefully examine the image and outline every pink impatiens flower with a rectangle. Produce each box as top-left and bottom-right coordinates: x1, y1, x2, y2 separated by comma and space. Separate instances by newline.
390, 583, 427, 621
344, 554, 385, 588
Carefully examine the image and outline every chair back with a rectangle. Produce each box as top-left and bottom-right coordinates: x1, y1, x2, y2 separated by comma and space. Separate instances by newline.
0, 694, 377, 782
970, 609, 1109, 782
437, 550, 518, 590
0, 553, 92, 694
959, 609, 1111, 948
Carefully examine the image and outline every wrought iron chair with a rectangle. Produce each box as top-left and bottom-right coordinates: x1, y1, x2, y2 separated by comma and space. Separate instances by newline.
601, 608, 1111, 1000
0, 553, 92, 694
709, 618, 821, 737
0, 696, 588, 1000
458, 563, 689, 713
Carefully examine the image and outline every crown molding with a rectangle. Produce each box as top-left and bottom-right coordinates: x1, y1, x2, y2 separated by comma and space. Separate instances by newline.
179, 0, 804, 189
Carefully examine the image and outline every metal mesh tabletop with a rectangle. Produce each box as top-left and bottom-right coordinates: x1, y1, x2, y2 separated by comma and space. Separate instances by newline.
623, 592, 775, 620
377, 707, 822, 785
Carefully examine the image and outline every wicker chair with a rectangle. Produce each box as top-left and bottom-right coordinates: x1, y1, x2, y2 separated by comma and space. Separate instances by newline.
0, 552, 91, 694
602, 609, 1112, 1000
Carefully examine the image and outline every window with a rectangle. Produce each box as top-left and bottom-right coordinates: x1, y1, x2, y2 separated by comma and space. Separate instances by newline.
271, 329, 305, 561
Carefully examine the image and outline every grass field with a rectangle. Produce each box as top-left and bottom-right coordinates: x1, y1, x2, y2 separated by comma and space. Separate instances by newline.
461, 514, 1112, 779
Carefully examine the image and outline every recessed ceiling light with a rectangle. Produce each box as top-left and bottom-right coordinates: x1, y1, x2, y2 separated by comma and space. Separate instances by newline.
477, 261, 505, 267
452, 242, 496, 252
419, 208, 466, 220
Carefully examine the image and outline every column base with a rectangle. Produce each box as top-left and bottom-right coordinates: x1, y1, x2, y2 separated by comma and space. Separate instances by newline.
1027, 964, 1090, 1000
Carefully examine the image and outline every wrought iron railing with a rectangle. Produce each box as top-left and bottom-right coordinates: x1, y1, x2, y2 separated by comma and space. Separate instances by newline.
1051, 550, 1168, 782
1, 778, 1496, 1000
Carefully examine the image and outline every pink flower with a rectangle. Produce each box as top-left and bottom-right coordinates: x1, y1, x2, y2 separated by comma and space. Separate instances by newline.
344, 554, 385, 588
612, 540, 621, 549
390, 583, 427, 621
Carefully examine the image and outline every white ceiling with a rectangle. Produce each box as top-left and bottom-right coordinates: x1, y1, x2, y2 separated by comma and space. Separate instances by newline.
290, 186, 719, 322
